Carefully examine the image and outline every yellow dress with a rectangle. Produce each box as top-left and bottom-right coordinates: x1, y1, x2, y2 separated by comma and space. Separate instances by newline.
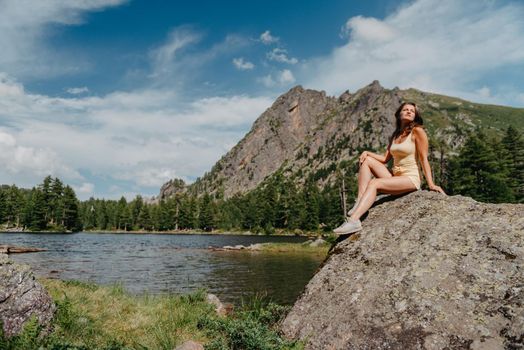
389, 130, 422, 190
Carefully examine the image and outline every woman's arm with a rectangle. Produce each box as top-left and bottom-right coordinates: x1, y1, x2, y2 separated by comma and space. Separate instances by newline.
359, 149, 391, 164
413, 127, 446, 194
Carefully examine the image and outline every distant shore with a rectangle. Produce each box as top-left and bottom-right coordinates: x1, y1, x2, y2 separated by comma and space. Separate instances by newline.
1, 227, 325, 238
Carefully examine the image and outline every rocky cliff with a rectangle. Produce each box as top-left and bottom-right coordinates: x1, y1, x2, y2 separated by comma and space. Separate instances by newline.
280, 191, 523, 349
159, 81, 524, 199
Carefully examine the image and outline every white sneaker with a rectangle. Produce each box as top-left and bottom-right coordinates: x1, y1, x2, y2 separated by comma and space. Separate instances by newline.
333, 218, 362, 235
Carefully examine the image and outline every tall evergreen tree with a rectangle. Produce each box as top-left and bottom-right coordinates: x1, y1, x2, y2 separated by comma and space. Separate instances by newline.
97, 200, 109, 230
0, 190, 6, 224
501, 125, 524, 202
6, 185, 25, 227
24, 188, 47, 230
40, 176, 53, 223
302, 181, 320, 231
454, 130, 513, 203
199, 193, 214, 231
130, 195, 144, 228
51, 178, 64, 225
62, 185, 81, 231
137, 205, 152, 231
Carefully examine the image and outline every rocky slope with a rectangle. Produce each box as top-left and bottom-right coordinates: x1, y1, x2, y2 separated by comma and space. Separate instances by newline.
280, 191, 524, 349
160, 81, 524, 199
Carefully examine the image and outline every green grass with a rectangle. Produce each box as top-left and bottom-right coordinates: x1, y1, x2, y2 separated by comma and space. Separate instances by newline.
0, 279, 303, 350
256, 242, 329, 256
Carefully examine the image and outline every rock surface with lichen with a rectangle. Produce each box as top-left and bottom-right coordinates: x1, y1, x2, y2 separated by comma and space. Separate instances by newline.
0, 253, 55, 338
280, 191, 524, 349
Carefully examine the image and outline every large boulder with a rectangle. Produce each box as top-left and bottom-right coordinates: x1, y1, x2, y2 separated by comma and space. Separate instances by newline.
281, 191, 524, 349
0, 253, 55, 338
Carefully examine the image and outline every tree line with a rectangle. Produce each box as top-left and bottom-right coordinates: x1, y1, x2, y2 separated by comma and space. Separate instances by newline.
0, 176, 81, 231
0, 126, 522, 233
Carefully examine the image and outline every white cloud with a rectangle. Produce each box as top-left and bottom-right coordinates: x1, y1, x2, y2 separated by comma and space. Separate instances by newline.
147, 30, 251, 85
267, 48, 298, 64
233, 57, 255, 70
341, 15, 396, 42
75, 182, 95, 194
279, 69, 296, 84
0, 73, 273, 197
116, 167, 180, 187
149, 26, 202, 78
258, 74, 276, 88
259, 69, 296, 87
0, 129, 81, 188
66, 86, 89, 95
303, 0, 524, 106
260, 30, 279, 45
476, 86, 491, 98
0, 0, 127, 79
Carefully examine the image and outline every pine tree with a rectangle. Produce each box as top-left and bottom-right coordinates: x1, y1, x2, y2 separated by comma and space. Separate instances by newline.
319, 184, 344, 230
242, 192, 262, 231
24, 188, 47, 231
137, 205, 152, 231
62, 185, 81, 231
40, 175, 53, 223
82, 198, 97, 230
199, 193, 214, 231
6, 185, 25, 227
116, 196, 127, 230
97, 200, 109, 230
51, 178, 64, 225
261, 177, 278, 230
130, 195, 144, 228
287, 184, 306, 230
158, 200, 173, 231
0, 190, 6, 224
454, 130, 513, 203
302, 181, 320, 231
501, 126, 524, 202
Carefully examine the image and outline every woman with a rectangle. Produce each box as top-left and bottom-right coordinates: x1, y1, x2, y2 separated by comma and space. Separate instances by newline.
334, 102, 446, 235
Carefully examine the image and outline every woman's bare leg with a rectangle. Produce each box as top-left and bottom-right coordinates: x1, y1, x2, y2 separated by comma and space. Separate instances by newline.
357, 157, 392, 200
350, 176, 417, 221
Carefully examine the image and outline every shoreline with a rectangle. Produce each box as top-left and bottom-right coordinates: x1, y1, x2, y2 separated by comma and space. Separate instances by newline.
1, 227, 324, 238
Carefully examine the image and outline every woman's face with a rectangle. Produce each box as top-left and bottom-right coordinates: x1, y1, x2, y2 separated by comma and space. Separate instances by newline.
399, 104, 416, 122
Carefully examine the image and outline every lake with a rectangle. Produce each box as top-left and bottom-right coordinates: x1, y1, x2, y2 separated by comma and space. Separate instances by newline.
0, 232, 325, 305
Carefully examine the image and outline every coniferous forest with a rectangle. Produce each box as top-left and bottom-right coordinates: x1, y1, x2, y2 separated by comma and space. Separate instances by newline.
0, 126, 522, 233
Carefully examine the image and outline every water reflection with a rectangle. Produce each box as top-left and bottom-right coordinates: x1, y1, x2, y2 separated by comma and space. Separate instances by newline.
0, 232, 324, 305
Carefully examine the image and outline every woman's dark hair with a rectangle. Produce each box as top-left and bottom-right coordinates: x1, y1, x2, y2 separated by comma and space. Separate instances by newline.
388, 102, 424, 147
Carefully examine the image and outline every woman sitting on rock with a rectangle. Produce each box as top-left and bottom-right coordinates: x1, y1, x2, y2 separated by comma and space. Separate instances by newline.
334, 102, 446, 235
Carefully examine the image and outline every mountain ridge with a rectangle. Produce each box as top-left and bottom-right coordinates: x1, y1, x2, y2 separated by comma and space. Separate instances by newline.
158, 81, 524, 200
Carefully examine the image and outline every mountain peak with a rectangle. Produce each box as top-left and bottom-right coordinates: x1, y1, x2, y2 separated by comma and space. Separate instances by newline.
158, 82, 523, 199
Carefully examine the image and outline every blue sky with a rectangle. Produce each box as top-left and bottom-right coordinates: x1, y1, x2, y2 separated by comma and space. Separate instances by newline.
1, 0, 523, 200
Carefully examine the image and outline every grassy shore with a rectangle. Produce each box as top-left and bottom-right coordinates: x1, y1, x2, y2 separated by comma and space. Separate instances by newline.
2, 226, 334, 238
252, 242, 330, 255
1, 279, 304, 350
